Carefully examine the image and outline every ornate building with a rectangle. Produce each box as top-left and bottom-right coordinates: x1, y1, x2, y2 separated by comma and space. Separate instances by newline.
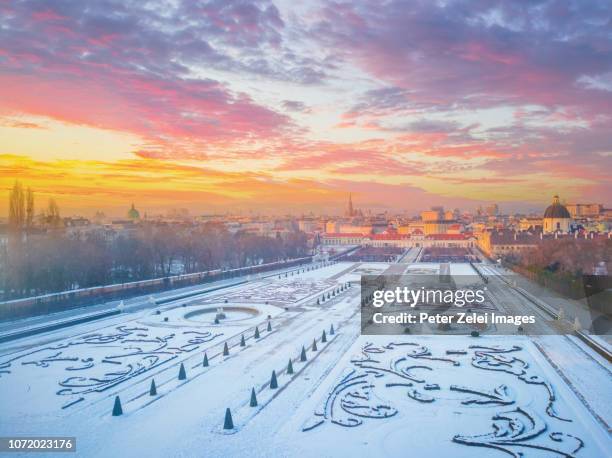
346, 193, 354, 217
127, 203, 140, 221
543, 195, 571, 233
343, 193, 363, 218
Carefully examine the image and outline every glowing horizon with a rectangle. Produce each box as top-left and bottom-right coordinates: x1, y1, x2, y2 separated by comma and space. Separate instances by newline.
1, 1, 611, 216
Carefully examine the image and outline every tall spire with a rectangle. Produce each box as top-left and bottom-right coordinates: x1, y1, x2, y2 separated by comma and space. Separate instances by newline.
347, 193, 354, 217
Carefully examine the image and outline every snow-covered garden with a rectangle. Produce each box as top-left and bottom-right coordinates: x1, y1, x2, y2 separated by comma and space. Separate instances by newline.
0, 261, 609, 457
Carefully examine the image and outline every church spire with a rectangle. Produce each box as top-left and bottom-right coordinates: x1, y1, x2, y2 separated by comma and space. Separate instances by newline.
347, 193, 354, 217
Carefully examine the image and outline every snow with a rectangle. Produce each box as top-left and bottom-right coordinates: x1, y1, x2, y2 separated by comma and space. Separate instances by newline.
0, 261, 610, 457
279, 335, 611, 457
449, 263, 478, 276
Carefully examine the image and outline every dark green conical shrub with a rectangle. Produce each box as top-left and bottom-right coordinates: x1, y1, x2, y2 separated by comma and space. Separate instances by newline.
149, 379, 157, 396
112, 396, 123, 416
287, 359, 294, 375
270, 370, 278, 389
223, 408, 234, 429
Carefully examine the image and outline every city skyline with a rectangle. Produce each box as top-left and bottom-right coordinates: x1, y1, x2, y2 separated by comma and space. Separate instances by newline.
2, 0, 612, 215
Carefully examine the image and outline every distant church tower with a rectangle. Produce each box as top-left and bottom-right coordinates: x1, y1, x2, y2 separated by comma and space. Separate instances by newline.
347, 193, 354, 217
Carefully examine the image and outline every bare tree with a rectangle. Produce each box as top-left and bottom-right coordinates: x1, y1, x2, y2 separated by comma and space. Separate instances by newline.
25, 187, 34, 234
8, 181, 25, 235
47, 198, 61, 228
1, 213, 310, 300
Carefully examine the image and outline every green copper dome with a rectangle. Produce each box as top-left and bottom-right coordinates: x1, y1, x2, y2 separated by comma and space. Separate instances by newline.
127, 203, 140, 220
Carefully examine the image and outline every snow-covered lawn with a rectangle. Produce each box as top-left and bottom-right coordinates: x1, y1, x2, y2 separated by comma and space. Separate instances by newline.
283, 335, 610, 457
0, 262, 609, 457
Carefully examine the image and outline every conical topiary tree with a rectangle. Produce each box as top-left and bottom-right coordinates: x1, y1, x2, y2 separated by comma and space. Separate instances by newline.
203, 353, 209, 367
330, 324, 335, 335
270, 370, 278, 389
223, 408, 234, 430
267, 321, 272, 332
178, 363, 187, 380
240, 335, 245, 347
321, 330, 327, 343
149, 379, 157, 396
287, 359, 294, 375
312, 338, 318, 351
223, 342, 229, 356
250, 387, 258, 407
112, 395, 123, 416
300, 346, 307, 362
254, 326, 260, 339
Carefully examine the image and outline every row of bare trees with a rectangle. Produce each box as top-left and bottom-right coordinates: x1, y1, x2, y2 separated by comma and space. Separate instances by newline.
510, 238, 611, 276
2, 183, 309, 300
502, 237, 611, 299
8, 181, 61, 232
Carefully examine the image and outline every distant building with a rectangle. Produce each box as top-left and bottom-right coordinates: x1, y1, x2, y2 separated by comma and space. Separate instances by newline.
419, 207, 457, 234
397, 222, 425, 234
344, 193, 363, 218
127, 203, 141, 221
322, 232, 476, 249
519, 217, 543, 231
325, 220, 372, 235
346, 193, 354, 217
543, 195, 571, 233
565, 203, 602, 218
478, 231, 539, 258
478, 228, 611, 259
298, 219, 319, 233
63, 216, 90, 228
421, 210, 441, 221
446, 223, 464, 234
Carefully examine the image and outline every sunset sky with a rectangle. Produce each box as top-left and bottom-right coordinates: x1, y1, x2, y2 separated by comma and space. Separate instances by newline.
1, 0, 611, 216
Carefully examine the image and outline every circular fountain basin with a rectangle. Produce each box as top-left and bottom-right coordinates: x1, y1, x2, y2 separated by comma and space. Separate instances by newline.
184, 306, 260, 324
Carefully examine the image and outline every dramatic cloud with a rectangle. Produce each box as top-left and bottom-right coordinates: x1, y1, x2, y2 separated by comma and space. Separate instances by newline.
0, 0, 302, 155
316, 0, 612, 114
1, 0, 610, 213
308, 0, 612, 198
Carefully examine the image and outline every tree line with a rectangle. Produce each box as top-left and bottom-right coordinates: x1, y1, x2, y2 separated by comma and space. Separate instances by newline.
505, 237, 610, 277
1, 182, 309, 300
502, 237, 611, 299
